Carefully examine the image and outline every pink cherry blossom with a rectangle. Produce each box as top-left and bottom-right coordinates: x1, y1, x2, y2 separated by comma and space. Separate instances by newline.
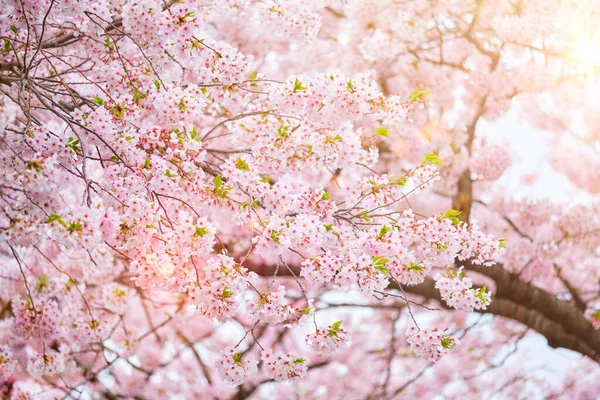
306, 320, 351, 355
215, 347, 258, 387
0, 0, 599, 397
405, 325, 459, 363
261, 349, 308, 382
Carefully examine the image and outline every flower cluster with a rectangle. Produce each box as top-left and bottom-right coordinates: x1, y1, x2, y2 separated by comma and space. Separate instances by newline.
434, 268, 491, 312
11, 295, 62, 340
27, 346, 69, 379
186, 255, 252, 321
215, 348, 258, 387
306, 320, 350, 354
246, 285, 289, 324
405, 325, 459, 362
261, 349, 308, 382
300, 252, 343, 284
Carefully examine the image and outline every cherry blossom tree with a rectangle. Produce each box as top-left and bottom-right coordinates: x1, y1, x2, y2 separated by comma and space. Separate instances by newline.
1, 0, 599, 398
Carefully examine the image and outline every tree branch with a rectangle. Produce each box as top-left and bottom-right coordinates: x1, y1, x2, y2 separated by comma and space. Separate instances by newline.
246, 259, 600, 362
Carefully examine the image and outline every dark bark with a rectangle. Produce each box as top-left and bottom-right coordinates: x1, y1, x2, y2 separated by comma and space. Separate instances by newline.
463, 261, 600, 360
391, 276, 600, 361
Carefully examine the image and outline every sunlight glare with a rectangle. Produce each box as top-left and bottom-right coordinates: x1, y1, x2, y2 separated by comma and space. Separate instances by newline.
571, 37, 600, 66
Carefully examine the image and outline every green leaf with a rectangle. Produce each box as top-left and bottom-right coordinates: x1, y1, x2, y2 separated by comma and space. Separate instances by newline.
293, 77, 307, 92
66, 137, 82, 154
133, 88, 147, 102
359, 213, 372, 223
498, 238, 507, 249
190, 127, 199, 141
91, 97, 105, 106
346, 79, 354, 91
331, 320, 342, 332
424, 153, 443, 166
164, 170, 178, 178
474, 285, 489, 304
593, 310, 600, 319
442, 209, 462, 225
324, 224, 333, 231
371, 256, 389, 266
249, 71, 258, 81
321, 191, 331, 201
440, 337, 455, 349
328, 320, 343, 337
217, 188, 230, 199
270, 231, 281, 245
212, 175, 230, 199
443, 209, 462, 219
293, 357, 306, 364
178, 97, 187, 110
194, 226, 210, 237
378, 225, 391, 238
222, 288, 234, 298
277, 125, 290, 138
181, 11, 195, 22
408, 262, 424, 272
233, 352, 242, 363
375, 127, 389, 137
10, 25, 18, 34
153, 80, 161, 90
67, 221, 83, 233
47, 213, 66, 227
407, 88, 429, 103
393, 176, 407, 186
36, 274, 49, 292
374, 264, 390, 275
324, 135, 343, 145
108, 103, 127, 119
235, 158, 250, 171
301, 307, 313, 315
